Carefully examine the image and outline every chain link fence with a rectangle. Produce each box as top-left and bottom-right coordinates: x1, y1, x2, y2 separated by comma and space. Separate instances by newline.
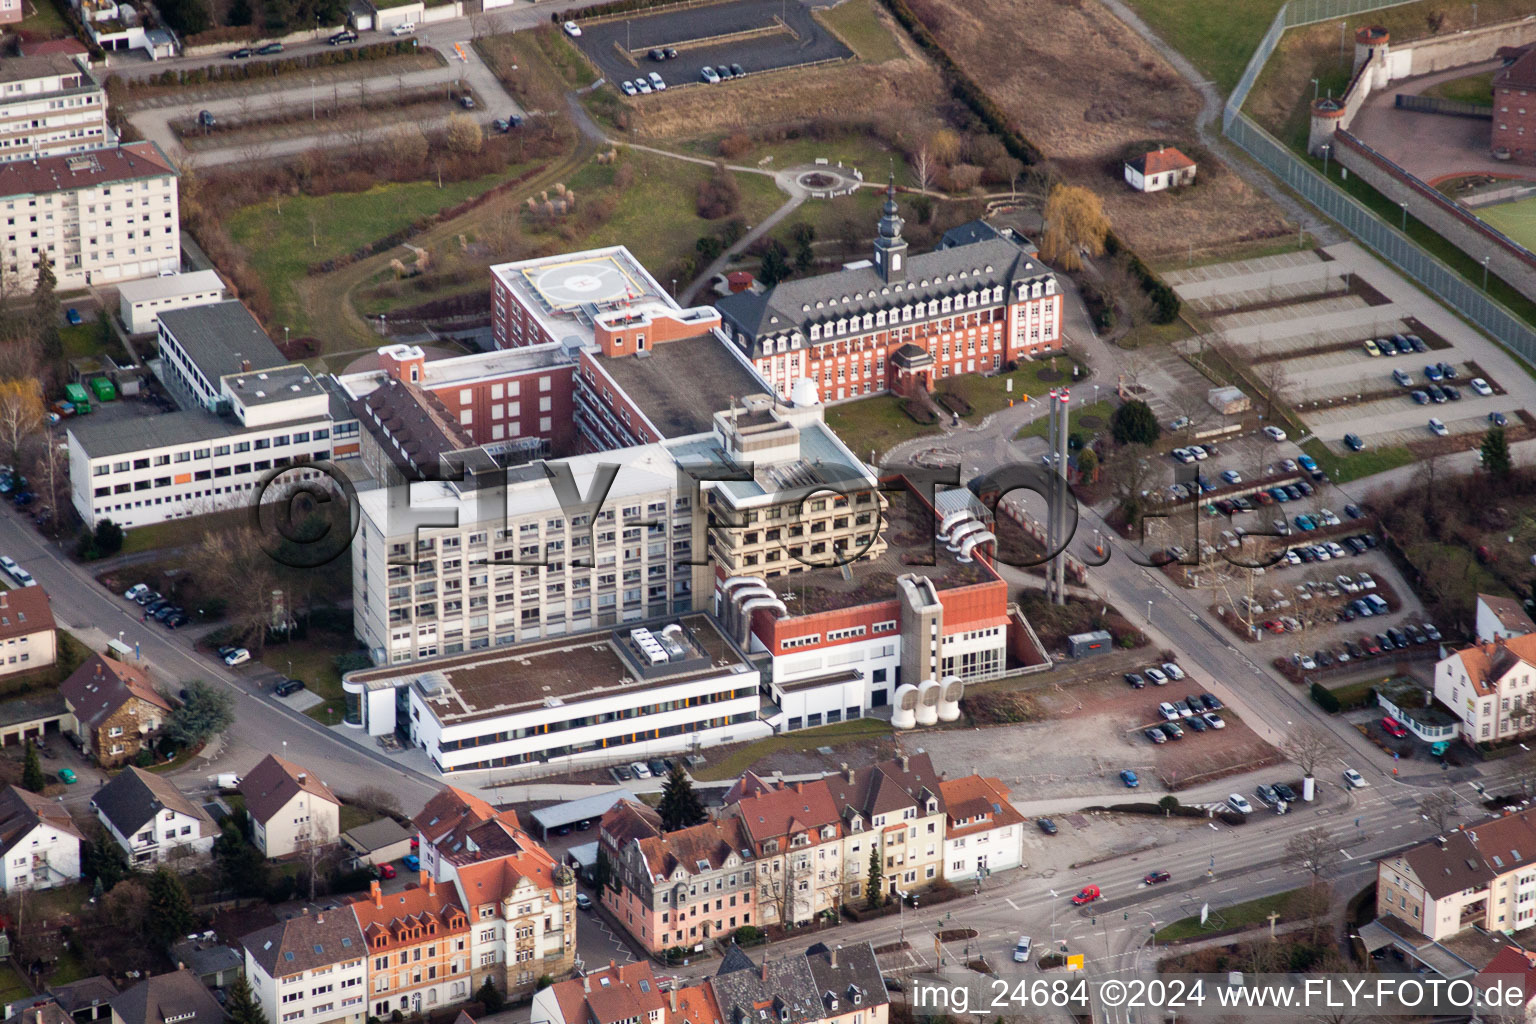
1219, 0, 1536, 363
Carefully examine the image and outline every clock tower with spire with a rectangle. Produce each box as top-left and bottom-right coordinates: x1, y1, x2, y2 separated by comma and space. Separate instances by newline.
872, 176, 907, 284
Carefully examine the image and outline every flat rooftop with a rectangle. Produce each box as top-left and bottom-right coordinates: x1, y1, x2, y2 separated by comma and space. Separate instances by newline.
116, 270, 224, 304
345, 613, 753, 727
227, 364, 326, 407
338, 342, 577, 402
761, 482, 998, 614
596, 335, 768, 438
490, 246, 675, 348
158, 301, 287, 386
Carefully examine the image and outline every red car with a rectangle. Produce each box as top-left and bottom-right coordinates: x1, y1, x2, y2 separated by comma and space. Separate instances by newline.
378, 863, 396, 879
1381, 716, 1409, 739
1070, 885, 1101, 905
1144, 870, 1171, 885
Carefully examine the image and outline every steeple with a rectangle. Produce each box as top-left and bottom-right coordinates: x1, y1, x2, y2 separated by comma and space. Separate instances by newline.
873, 174, 907, 284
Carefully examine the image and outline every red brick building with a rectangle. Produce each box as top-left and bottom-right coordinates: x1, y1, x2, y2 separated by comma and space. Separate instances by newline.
1494, 48, 1536, 165
715, 184, 1063, 401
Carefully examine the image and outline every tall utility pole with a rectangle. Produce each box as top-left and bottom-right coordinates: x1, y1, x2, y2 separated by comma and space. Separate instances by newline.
1045, 388, 1071, 604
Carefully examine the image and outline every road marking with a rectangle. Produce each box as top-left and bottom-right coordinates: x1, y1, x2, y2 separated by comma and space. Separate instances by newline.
1006, 898, 1020, 911
1341, 848, 1353, 860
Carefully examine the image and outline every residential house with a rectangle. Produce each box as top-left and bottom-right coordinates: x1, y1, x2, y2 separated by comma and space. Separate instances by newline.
822, 754, 947, 903
168, 938, 242, 989
349, 878, 472, 1018
91, 766, 216, 865
239, 755, 341, 858
728, 779, 842, 927
1376, 806, 1536, 939
1478, 945, 1536, 1018
441, 822, 576, 998
0, 587, 56, 679
412, 786, 520, 882
1477, 593, 1536, 644
603, 813, 755, 952
802, 943, 889, 1024
708, 945, 826, 1024
242, 907, 367, 1024
1433, 634, 1536, 744
529, 960, 666, 1024
109, 970, 224, 1024
60, 654, 171, 767
1123, 147, 1197, 192
937, 774, 1025, 882
48, 977, 118, 1024
0, 784, 83, 891
1494, 47, 1536, 166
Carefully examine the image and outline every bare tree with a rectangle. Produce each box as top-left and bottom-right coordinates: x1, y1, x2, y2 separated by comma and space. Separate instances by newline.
1282, 724, 1336, 779
909, 146, 933, 193
1418, 790, 1458, 832
297, 815, 339, 902
1285, 826, 1338, 881
1257, 358, 1292, 421
0, 378, 45, 466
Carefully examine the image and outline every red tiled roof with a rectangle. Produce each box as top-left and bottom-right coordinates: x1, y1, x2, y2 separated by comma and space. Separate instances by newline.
413, 785, 518, 847
732, 780, 841, 850
348, 877, 466, 950
0, 143, 174, 199
1449, 634, 1536, 696
1479, 945, 1536, 997
600, 802, 662, 852
0, 586, 54, 643
939, 775, 1025, 839
452, 840, 563, 913
16, 39, 90, 58
1127, 147, 1196, 176
668, 983, 721, 1024
550, 962, 666, 1024
635, 817, 751, 882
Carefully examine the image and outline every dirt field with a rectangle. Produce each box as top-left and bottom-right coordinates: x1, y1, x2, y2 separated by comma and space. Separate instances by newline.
624, 29, 945, 141
901, 0, 1290, 256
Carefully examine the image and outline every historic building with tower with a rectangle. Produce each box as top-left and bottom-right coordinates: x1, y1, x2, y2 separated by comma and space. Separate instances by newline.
714, 183, 1063, 402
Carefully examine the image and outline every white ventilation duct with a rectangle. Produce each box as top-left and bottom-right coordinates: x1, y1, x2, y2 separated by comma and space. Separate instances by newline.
947, 520, 987, 553
915, 680, 941, 726
737, 595, 787, 646
937, 675, 964, 722
937, 509, 974, 542
891, 685, 920, 730
659, 624, 684, 640
956, 530, 996, 563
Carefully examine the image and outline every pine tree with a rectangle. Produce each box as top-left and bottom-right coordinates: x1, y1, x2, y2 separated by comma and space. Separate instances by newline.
30, 263, 61, 365
865, 845, 883, 909
1483, 425, 1512, 478
21, 739, 45, 793
476, 977, 505, 1014
657, 765, 705, 832
225, 974, 263, 1024
147, 866, 195, 946
759, 241, 791, 286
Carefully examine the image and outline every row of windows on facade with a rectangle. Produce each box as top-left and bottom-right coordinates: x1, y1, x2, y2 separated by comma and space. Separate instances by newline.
94, 453, 329, 497
4, 180, 170, 209
435, 688, 755, 751
94, 433, 329, 473
391, 597, 693, 663
387, 565, 688, 607
392, 503, 684, 555
383, 581, 690, 633
436, 712, 757, 771
782, 621, 898, 650
795, 296, 1042, 346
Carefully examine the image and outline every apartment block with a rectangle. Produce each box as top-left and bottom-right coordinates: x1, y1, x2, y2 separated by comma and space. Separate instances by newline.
242, 909, 368, 1024
0, 56, 110, 164
0, 142, 175, 291
351, 877, 472, 1018
1377, 806, 1536, 939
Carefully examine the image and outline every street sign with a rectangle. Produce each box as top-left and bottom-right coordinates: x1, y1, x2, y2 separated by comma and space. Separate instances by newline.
1200, 903, 1209, 925
1066, 954, 1084, 971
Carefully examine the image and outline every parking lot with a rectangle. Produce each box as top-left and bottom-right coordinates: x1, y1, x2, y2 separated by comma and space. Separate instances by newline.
1164, 242, 1536, 452
572, 0, 851, 91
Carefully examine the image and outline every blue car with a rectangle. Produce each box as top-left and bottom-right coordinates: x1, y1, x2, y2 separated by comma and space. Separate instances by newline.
65, 308, 82, 325
403, 853, 420, 871
1297, 455, 1318, 473
1269, 487, 1290, 503
1295, 514, 1316, 531
1120, 769, 1139, 788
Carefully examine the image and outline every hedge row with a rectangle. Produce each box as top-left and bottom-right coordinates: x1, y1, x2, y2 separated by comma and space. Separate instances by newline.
1310, 681, 1341, 713
552, 0, 699, 20
306, 163, 545, 275
1104, 233, 1181, 323
875, 0, 1038, 167
125, 40, 417, 89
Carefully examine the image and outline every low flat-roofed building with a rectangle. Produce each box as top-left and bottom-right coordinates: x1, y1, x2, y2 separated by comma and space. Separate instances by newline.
340, 817, 413, 868
342, 613, 765, 775
117, 271, 227, 335
153, 301, 288, 412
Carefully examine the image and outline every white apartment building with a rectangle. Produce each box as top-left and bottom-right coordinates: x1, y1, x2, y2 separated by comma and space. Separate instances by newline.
243, 910, 368, 1024
348, 442, 706, 664
117, 270, 227, 334
1433, 634, 1536, 745
0, 142, 177, 291
938, 775, 1025, 882
0, 55, 111, 165
68, 302, 359, 530
0, 785, 84, 892
342, 614, 764, 775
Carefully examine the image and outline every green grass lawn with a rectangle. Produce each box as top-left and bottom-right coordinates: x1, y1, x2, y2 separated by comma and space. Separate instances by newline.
1299, 438, 1415, 485
939, 355, 1088, 418
1015, 399, 1115, 442
0, 963, 31, 1005
260, 631, 351, 721
226, 170, 532, 337
339, 803, 374, 832
823, 396, 938, 463
536, 26, 597, 88
815, 0, 905, 64
17, 0, 70, 37
692, 717, 890, 782
1476, 195, 1536, 253
1156, 889, 1295, 941
528, 150, 785, 284
1122, 0, 1285, 95
120, 506, 247, 556
1424, 69, 1493, 106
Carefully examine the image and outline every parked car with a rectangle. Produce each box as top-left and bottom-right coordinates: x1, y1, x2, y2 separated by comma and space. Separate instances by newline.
378, 863, 396, 879
230, 47, 253, 58
391, 22, 414, 35
1255, 784, 1279, 807
1037, 817, 1058, 835
1411, 389, 1429, 405
701, 66, 721, 83
562, 20, 581, 35
1273, 782, 1297, 802
1124, 672, 1145, 688
1392, 368, 1412, 387
223, 648, 250, 666
459, 95, 476, 109
716, 64, 734, 80
1144, 727, 1167, 744
1422, 622, 1442, 642
1162, 662, 1185, 681
649, 47, 667, 60
612, 764, 634, 781
403, 853, 420, 871
1186, 714, 1208, 733
1144, 667, 1168, 685
1362, 338, 1382, 357
1343, 768, 1367, 788
1221, 469, 1242, 484
730, 62, 745, 77
125, 583, 149, 601
275, 678, 306, 697
1263, 426, 1287, 442
1227, 794, 1253, 814
1425, 363, 1444, 381
57, 768, 76, 784
630, 761, 652, 779
1160, 721, 1184, 740
1199, 693, 1223, 710
1119, 769, 1139, 788
620, 80, 638, 96
1344, 433, 1365, 451
1381, 716, 1408, 738
1472, 377, 1494, 397
648, 71, 666, 91
1203, 712, 1225, 729
65, 308, 83, 325
257, 41, 283, 54
328, 30, 358, 44
635, 79, 652, 94
575, 893, 593, 910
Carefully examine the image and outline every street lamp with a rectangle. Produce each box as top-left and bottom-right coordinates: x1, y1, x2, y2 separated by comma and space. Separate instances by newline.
1482, 256, 1491, 291
1146, 599, 1153, 624
1399, 201, 1409, 232
1320, 143, 1331, 178
1310, 78, 1320, 102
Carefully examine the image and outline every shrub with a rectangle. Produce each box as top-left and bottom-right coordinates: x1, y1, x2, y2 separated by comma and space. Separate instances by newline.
696, 162, 741, 220
718, 132, 753, 159
900, 400, 938, 425
1310, 682, 1341, 713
